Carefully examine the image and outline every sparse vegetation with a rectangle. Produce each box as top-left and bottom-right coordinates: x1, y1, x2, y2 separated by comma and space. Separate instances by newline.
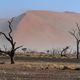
0, 55, 79, 79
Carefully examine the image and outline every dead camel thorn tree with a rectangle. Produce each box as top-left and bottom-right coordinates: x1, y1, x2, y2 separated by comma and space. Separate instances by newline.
0, 17, 22, 64
61, 46, 69, 57
69, 23, 80, 59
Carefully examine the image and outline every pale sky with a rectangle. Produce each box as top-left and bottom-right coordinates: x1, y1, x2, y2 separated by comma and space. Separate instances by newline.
0, 0, 80, 18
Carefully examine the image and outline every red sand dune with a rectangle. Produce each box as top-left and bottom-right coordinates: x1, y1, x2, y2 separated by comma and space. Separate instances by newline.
13, 10, 80, 51
0, 10, 80, 51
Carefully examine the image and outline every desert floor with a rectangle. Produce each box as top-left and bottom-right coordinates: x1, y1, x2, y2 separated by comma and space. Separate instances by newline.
0, 53, 80, 80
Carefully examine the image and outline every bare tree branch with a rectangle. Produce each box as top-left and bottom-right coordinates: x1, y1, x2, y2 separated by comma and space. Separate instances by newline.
76, 23, 80, 31
14, 46, 23, 51
76, 23, 80, 37
14, 42, 16, 46
8, 17, 14, 27
69, 31, 78, 40
0, 49, 10, 56
0, 32, 11, 42
8, 18, 14, 41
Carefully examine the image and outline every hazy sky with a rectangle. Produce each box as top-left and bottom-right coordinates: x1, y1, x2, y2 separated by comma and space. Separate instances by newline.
0, 0, 80, 18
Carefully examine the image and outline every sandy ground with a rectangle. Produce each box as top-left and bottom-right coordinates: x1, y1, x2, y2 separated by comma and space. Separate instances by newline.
0, 56, 79, 80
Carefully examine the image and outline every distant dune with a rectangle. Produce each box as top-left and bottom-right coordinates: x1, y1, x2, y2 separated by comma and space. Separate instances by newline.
0, 10, 80, 51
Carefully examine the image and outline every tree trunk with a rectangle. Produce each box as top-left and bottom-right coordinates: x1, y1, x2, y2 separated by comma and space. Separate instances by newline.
10, 56, 14, 64
77, 41, 79, 59
61, 51, 63, 56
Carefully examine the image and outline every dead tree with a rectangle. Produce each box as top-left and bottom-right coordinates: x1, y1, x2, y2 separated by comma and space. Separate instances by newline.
0, 17, 22, 64
61, 46, 69, 57
69, 23, 80, 59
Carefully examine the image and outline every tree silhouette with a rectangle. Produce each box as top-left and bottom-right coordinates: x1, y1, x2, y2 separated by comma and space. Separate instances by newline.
0, 17, 22, 64
61, 46, 69, 57
69, 23, 80, 59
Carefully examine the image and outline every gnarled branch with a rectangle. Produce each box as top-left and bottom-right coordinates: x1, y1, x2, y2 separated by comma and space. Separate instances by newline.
0, 32, 11, 42
14, 46, 23, 51
69, 31, 78, 40
8, 17, 14, 41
